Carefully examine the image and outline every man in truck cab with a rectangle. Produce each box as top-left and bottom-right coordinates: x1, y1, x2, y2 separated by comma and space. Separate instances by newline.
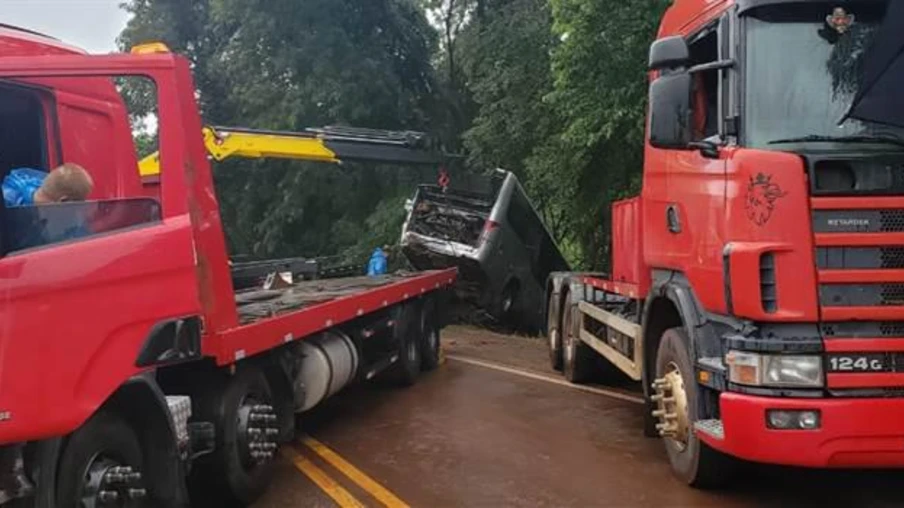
2, 163, 95, 251
1, 162, 93, 207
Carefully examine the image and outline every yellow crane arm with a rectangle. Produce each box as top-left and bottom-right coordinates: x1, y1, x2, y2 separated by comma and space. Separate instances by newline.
139, 126, 340, 177
138, 125, 442, 178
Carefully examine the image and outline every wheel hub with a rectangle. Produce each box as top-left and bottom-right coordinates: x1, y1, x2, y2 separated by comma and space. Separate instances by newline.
81, 459, 146, 507
237, 402, 279, 467
651, 363, 690, 449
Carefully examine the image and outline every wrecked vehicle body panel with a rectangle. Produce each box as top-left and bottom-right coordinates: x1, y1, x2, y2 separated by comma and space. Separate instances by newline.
400, 170, 569, 331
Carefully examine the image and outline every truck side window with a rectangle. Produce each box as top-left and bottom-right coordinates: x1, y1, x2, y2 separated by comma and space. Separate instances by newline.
689, 31, 719, 140
4, 199, 162, 253
0, 84, 48, 172
0, 77, 163, 255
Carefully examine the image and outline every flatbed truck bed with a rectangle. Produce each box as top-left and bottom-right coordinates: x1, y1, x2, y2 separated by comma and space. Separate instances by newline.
234, 270, 455, 327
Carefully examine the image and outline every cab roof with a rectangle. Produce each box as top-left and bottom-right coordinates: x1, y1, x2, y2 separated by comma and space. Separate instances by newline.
660, 0, 887, 36
659, 0, 734, 37
0, 24, 86, 57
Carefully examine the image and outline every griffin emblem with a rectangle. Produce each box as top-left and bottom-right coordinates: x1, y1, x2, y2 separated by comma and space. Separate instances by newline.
745, 173, 787, 226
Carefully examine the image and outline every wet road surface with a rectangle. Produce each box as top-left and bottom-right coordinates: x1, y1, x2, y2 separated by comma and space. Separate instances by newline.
254, 326, 904, 507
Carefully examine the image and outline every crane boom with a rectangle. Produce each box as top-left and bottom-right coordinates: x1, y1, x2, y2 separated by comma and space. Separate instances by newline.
138, 125, 446, 177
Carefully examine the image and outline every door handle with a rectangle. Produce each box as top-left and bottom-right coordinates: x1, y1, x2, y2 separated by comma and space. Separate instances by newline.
666, 205, 681, 234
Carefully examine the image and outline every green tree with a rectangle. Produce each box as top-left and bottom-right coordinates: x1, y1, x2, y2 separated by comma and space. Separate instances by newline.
458, 0, 667, 268
454, 0, 566, 247
118, 0, 442, 265
534, 0, 668, 268
118, 0, 671, 273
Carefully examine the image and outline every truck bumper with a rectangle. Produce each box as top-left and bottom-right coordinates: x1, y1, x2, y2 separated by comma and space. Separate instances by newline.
698, 392, 904, 468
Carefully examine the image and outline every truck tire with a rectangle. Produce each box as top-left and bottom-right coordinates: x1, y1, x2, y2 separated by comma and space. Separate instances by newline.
547, 295, 563, 371
654, 327, 733, 488
391, 305, 422, 386
190, 366, 278, 507
56, 411, 148, 507
562, 292, 594, 383
420, 300, 441, 372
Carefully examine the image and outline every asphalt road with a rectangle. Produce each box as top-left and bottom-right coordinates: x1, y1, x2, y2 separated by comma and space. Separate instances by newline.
253, 326, 904, 507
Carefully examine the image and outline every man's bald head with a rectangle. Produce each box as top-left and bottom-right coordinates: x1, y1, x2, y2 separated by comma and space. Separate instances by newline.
33, 163, 94, 204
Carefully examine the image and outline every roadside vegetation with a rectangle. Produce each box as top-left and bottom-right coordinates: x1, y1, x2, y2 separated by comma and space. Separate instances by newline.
119, 0, 669, 270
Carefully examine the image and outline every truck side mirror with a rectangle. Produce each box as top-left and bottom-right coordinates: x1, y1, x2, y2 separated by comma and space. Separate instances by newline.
649, 36, 690, 71
648, 72, 693, 150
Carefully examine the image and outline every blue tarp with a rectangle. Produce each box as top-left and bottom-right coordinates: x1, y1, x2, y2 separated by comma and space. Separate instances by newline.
2, 168, 47, 207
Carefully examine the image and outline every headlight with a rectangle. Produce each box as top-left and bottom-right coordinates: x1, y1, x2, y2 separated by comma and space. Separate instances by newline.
725, 351, 823, 388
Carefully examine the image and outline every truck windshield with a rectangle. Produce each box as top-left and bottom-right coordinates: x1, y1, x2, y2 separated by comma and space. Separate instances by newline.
744, 3, 904, 149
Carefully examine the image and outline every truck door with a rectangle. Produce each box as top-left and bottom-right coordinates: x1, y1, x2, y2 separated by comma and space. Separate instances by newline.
644, 23, 729, 313
0, 54, 209, 441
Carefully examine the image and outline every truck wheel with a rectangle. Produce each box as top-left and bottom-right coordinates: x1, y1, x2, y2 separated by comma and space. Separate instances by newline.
547, 295, 563, 371
56, 411, 148, 507
420, 301, 441, 372
391, 305, 422, 386
190, 367, 279, 507
561, 292, 593, 383
653, 327, 733, 488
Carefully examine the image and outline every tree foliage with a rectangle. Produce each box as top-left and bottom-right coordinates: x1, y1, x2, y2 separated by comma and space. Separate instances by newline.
119, 0, 441, 265
456, 0, 668, 267
540, 0, 669, 267
118, 0, 669, 270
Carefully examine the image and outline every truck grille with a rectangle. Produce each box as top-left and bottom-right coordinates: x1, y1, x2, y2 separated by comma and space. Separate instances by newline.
817, 247, 904, 269
821, 322, 904, 338
812, 209, 904, 233
810, 162, 904, 391
820, 283, 904, 307
813, 206, 904, 312
882, 210, 904, 232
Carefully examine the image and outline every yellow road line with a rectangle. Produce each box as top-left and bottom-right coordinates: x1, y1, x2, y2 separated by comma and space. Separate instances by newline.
282, 447, 365, 508
445, 354, 645, 405
301, 435, 410, 508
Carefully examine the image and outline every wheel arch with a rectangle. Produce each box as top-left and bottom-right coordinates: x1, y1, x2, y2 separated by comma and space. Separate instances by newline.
251, 352, 296, 444
100, 374, 189, 506
641, 271, 707, 399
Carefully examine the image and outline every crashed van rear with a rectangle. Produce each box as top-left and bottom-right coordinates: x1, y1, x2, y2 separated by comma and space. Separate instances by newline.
400, 170, 569, 331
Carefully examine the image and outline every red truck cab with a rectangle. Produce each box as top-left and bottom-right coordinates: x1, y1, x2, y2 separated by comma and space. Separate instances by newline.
0, 27, 454, 506
646, 0, 904, 471
547, 0, 904, 488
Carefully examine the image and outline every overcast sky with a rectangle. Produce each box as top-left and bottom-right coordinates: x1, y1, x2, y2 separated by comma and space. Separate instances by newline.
3, 0, 129, 53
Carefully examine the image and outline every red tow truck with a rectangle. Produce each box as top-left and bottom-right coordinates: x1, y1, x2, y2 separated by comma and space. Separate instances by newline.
0, 28, 454, 506
546, 0, 904, 487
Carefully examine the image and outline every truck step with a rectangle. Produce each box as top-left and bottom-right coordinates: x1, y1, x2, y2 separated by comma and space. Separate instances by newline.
165, 395, 192, 449
694, 419, 725, 440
